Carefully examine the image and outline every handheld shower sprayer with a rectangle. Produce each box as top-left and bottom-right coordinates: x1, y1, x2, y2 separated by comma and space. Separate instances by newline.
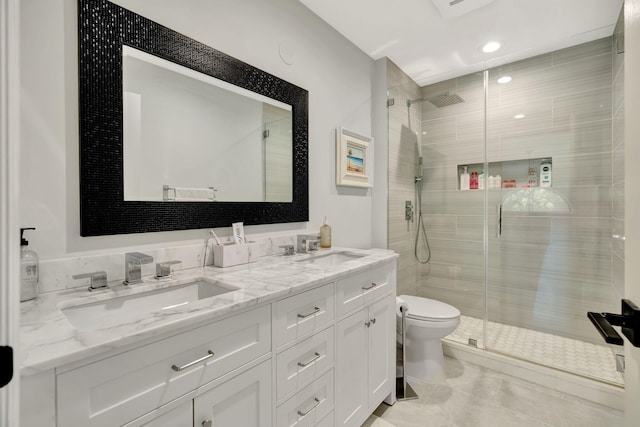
415, 156, 424, 183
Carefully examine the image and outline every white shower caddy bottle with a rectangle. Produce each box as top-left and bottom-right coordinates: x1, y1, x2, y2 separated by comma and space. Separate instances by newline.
460, 166, 470, 190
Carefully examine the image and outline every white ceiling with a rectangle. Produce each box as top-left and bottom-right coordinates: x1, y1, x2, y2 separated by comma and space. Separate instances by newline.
299, 0, 624, 87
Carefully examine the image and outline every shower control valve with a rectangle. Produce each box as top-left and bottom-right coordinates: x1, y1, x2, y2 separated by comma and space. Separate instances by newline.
405, 201, 414, 221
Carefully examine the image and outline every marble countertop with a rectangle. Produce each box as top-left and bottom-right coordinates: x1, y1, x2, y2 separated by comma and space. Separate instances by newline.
19, 247, 397, 375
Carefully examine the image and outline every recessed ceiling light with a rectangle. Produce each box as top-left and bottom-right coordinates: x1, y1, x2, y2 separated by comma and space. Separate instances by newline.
497, 76, 512, 84
514, 113, 525, 119
482, 41, 501, 53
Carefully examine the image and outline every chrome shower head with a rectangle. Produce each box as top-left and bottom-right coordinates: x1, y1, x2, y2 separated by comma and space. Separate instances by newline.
428, 93, 464, 108
407, 92, 465, 108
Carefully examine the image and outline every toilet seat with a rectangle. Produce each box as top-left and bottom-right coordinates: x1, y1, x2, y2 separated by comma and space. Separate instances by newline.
399, 295, 460, 322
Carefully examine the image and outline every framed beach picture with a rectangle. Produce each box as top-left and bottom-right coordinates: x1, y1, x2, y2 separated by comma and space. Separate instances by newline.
336, 127, 373, 188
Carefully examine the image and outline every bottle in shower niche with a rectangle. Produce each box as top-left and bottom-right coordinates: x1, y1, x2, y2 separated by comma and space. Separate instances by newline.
539, 161, 552, 187
20, 227, 39, 302
470, 171, 478, 189
320, 217, 332, 248
528, 167, 537, 187
478, 170, 485, 190
460, 166, 470, 190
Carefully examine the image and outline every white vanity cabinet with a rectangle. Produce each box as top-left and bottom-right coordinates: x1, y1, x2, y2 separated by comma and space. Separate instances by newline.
335, 268, 396, 427
57, 305, 271, 427
20, 257, 397, 427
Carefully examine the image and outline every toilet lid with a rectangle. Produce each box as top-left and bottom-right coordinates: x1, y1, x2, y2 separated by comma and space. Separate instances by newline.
399, 295, 460, 321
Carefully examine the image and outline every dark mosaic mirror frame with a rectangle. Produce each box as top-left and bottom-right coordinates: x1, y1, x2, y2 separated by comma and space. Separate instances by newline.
78, 0, 309, 236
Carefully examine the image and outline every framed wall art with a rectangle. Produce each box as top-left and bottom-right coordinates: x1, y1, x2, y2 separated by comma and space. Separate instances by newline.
336, 127, 373, 188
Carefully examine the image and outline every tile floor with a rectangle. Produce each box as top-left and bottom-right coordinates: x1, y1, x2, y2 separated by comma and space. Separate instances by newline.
447, 315, 624, 386
366, 356, 623, 427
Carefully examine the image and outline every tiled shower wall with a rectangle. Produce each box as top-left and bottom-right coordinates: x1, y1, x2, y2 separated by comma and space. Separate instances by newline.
386, 60, 422, 296
418, 38, 617, 344
612, 10, 625, 311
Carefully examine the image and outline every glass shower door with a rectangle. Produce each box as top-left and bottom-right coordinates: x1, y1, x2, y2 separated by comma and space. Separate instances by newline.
484, 40, 623, 385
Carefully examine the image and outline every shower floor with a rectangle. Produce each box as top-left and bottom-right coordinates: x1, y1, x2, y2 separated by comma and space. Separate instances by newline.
445, 315, 624, 387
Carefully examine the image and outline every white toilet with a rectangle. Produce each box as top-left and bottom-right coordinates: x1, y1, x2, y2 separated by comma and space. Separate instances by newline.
398, 295, 461, 383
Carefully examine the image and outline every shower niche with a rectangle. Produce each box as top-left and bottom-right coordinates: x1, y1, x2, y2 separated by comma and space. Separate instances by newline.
457, 157, 552, 190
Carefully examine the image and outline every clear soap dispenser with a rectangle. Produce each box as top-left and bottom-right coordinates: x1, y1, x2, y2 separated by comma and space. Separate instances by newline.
20, 227, 39, 302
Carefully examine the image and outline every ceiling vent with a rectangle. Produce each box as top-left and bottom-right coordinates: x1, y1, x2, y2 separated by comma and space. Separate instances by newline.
431, 0, 496, 19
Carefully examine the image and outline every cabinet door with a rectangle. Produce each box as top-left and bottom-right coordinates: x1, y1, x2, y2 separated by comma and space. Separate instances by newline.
193, 360, 272, 427
368, 296, 394, 407
335, 308, 368, 427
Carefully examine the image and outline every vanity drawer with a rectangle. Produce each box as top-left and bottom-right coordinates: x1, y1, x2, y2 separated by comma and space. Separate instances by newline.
277, 369, 334, 427
276, 326, 334, 403
336, 265, 392, 317
274, 283, 335, 350
57, 305, 271, 427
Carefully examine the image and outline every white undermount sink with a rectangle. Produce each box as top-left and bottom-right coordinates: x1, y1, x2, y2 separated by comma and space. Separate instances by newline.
61, 277, 238, 330
296, 251, 365, 266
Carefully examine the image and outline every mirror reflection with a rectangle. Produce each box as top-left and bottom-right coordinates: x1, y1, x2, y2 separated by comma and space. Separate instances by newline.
122, 46, 293, 202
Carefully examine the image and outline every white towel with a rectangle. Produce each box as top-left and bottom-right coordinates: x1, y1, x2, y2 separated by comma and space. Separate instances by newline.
173, 187, 215, 201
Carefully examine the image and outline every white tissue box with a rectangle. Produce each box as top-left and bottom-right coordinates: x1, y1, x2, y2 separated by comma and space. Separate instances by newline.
212, 242, 259, 268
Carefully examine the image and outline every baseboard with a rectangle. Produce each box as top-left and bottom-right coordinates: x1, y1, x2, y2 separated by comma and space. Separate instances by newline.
442, 340, 624, 411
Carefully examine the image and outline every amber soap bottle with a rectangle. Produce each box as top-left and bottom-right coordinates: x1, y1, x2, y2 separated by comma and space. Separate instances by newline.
320, 217, 332, 248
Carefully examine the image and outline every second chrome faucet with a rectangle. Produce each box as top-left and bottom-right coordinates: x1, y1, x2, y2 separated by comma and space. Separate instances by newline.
123, 252, 154, 285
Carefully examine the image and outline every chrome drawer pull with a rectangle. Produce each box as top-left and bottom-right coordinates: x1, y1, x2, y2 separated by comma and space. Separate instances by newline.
362, 282, 378, 290
298, 352, 321, 367
297, 397, 321, 416
297, 306, 320, 318
202, 420, 212, 427
171, 350, 214, 372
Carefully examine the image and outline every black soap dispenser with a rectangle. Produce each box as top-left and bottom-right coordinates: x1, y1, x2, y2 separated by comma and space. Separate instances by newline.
20, 228, 39, 302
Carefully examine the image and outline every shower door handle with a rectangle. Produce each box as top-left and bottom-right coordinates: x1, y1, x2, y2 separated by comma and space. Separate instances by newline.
496, 204, 502, 239
588, 299, 640, 347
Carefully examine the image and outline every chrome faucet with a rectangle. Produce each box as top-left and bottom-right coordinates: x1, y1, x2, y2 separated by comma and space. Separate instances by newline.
155, 260, 181, 280
72, 271, 108, 291
297, 234, 320, 254
124, 252, 154, 285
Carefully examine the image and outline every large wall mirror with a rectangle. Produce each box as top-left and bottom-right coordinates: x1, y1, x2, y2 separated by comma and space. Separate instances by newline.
79, 0, 308, 236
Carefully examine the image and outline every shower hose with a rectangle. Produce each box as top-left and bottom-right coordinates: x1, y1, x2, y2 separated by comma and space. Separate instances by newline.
414, 177, 431, 264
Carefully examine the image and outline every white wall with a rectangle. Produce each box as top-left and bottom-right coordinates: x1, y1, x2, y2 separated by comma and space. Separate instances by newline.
19, 0, 375, 260
371, 58, 389, 250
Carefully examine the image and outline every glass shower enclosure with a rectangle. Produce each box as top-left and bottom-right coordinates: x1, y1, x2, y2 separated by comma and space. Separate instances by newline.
390, 36, 623, 386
